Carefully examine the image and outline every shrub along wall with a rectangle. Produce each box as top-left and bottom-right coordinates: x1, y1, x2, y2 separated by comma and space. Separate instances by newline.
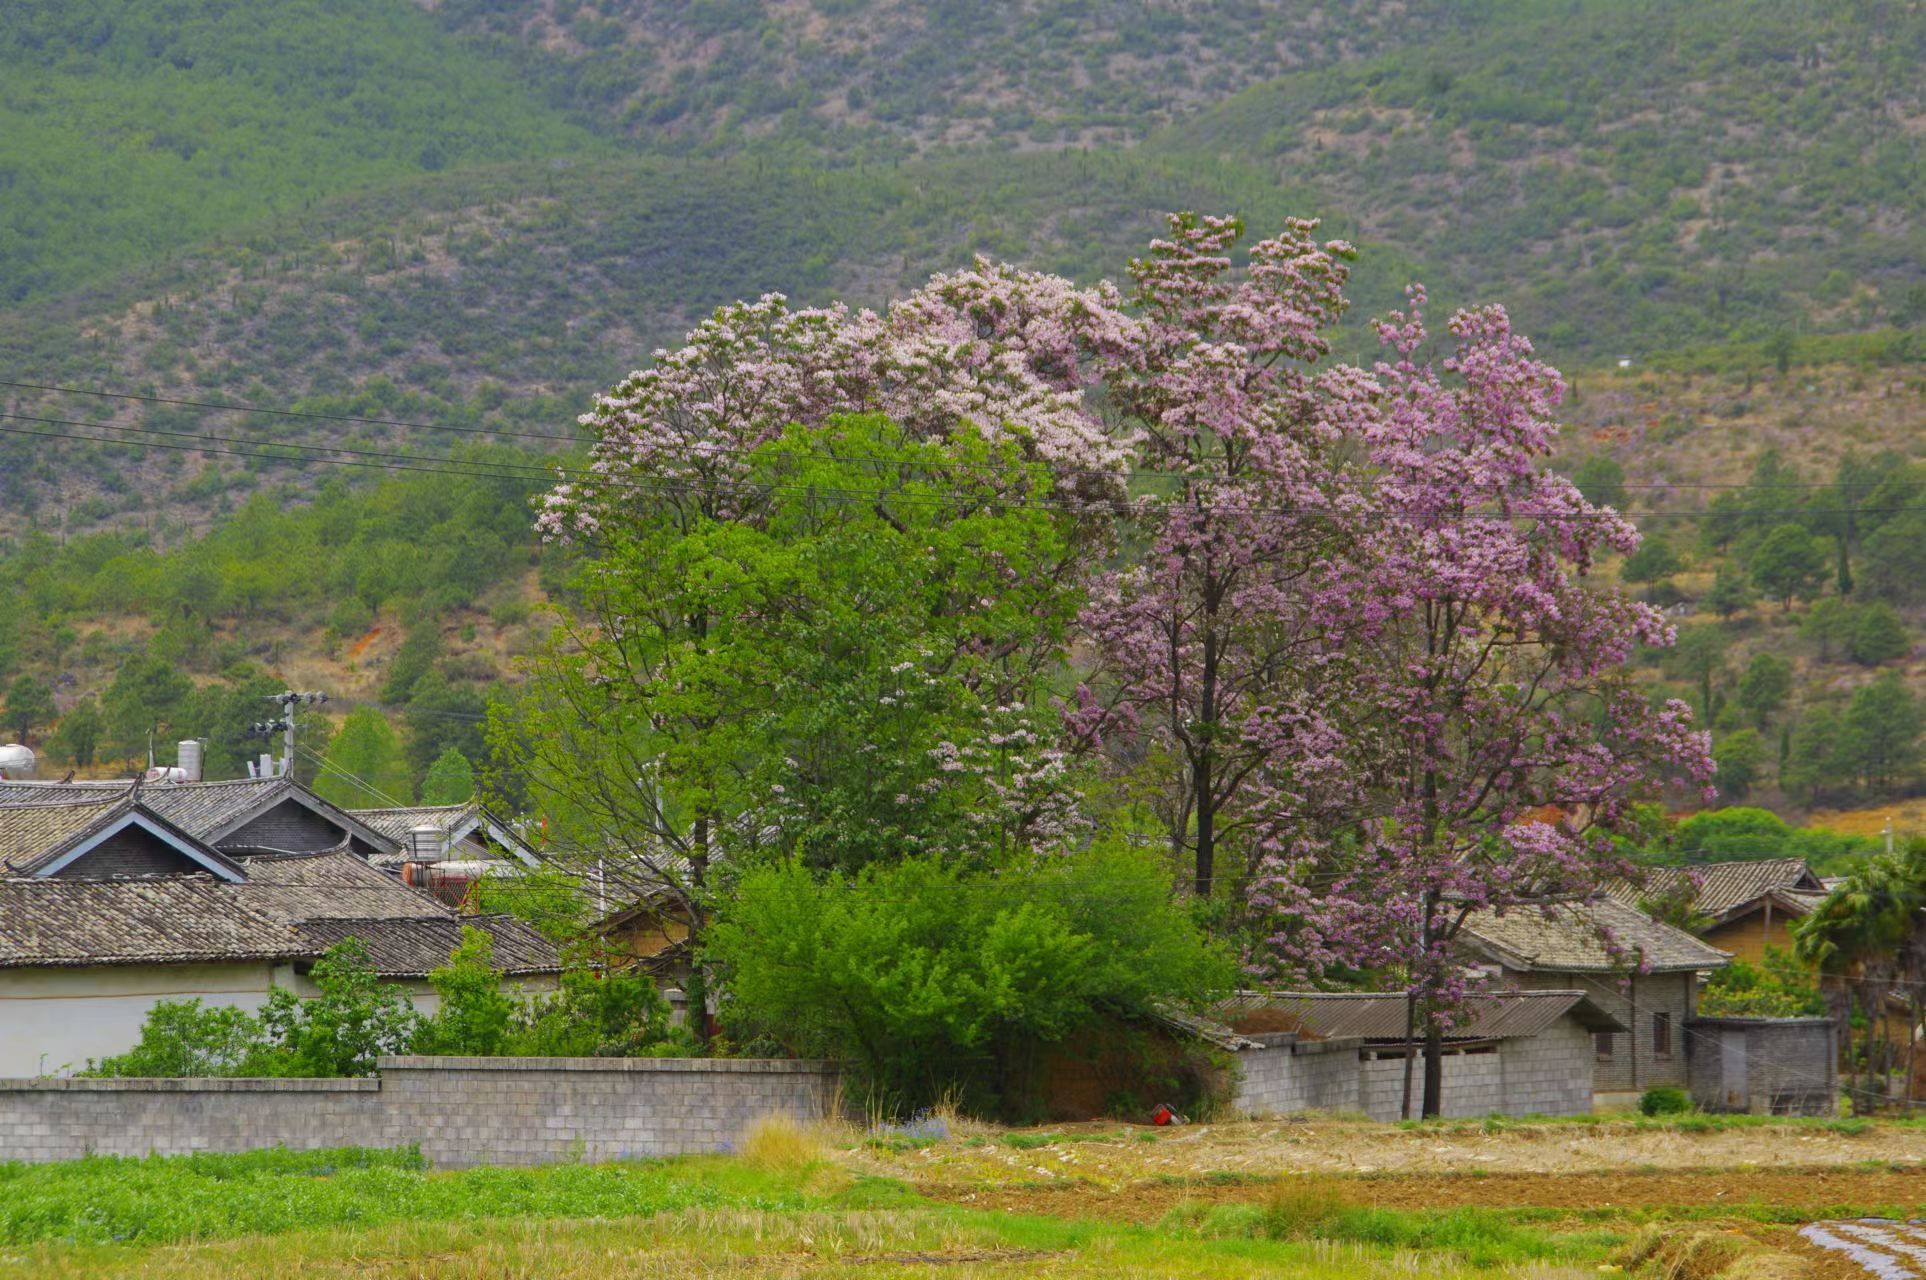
0, 1056, 841, 1166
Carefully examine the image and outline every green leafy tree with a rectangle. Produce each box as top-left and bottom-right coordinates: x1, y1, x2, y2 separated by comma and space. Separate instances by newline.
1712, 728, 1766, 799
100, 650, 194, 765
45, 695, 103, 767
381, 620, 442, 704
82, 999, 281, 1078
513, 961, 681, 1057
1748, 523, 1828, 609
418, 927, 515, 1056
1782, 707, 1849, 805
1839, 673, 1921, 793
1801, 597, 1856, 662
1667, 624, 1728, 719
1619, 533, 1681, 583
1794, 840, 1926, 1096
402, 671, 489, 782
706, 841, 1233, 1115
502, 415, 1095, 998
1860, 512, 1926, 605
1571, 454, 1626, 510
1699, 949, 1826, 1018
259, 938, 421, 1077
1736, 652, 1792, 727
420, 747, 477, 805
1847, 601, 1909, 666
313, 705, 414, 808
1704, 563, 1756, 618
4, 675, 55, 742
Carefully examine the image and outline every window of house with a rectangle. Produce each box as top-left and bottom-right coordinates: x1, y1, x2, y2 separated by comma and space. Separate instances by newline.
1594, 1032, 1614, 1060
1653, 1011, 1673, 1058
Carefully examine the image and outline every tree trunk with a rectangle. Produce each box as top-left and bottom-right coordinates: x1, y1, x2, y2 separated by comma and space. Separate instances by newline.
1194, 622, 1220, 899
1400, 992, 1418, 1121
1421, 1020, 1445, 1119
687, 815, 712, 1048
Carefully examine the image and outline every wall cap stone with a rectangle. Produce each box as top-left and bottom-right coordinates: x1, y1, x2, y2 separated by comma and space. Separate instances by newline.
0, 1076, 379, 1093
376, 1055, 840, 1075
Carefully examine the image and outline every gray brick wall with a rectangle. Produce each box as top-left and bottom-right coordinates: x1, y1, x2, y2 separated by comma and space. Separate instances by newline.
223, 802, 349, 854
1687, 1017, 1836, 1116
53, 827, 203, 878
1513, 969, 1693, 1092
1232, 1019, 1596, 1120
0, 1057, 841, 1166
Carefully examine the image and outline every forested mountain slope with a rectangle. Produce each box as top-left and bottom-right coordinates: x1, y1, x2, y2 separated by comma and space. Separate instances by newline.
1, 0, 1922, 819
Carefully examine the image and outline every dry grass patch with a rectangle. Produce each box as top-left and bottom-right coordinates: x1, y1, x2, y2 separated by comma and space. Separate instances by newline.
1619, 1225, 1807, 1280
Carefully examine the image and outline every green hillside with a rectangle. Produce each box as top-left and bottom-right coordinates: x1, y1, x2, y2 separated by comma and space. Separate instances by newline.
0, 0, 601, 302
0, 0, 1922, 819
1155, 0, 1926, 356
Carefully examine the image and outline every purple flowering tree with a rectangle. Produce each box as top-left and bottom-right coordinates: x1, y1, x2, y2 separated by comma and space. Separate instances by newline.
1247, 292, 1714, 1116
1072, 213, 1375, 898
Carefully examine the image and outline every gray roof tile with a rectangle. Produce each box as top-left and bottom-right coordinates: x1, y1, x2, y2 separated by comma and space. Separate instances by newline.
1461, 896, 1730, 973
0, 877, 308, 967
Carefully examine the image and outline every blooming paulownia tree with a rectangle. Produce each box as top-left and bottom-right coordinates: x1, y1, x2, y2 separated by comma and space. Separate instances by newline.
1072, 213, 1375, 898
1248, 291, 1714, 1116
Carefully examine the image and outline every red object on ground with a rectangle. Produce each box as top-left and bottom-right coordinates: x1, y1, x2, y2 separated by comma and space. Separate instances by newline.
1150, 1104, 1176, 1126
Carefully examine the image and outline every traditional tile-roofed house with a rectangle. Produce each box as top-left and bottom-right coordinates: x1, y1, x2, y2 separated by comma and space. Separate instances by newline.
1460, 897, 1730, 1097
348, 802, 541, 868
0, 793, 248, 882
346, 802, 543, 906
0, 801, 561, 1074
0, 778, 402, 860
1626, 859, 1828, 966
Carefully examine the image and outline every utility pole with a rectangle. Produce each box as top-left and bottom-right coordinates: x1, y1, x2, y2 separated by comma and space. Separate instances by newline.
252, 690, 327, 776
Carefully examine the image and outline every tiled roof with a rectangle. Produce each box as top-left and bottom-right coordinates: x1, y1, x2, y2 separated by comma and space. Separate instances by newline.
349, 803, 477, 845
1224, 989, 1627, 1042
1461, 896, 1731, 973
0, 778, 402, 856
0, 796, 128, 869
0, 877, 308, 968
294, 914, 562, 977
234, 851, 452, 921
1632, 858, 1824, 921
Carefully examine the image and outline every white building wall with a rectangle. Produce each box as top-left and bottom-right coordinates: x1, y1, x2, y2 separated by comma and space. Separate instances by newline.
0, 963, 281, 1076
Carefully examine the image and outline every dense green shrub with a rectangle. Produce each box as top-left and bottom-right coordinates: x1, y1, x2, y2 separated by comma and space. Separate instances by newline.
1638, 1086, 1692, 1117
705, 841, 1234, 1116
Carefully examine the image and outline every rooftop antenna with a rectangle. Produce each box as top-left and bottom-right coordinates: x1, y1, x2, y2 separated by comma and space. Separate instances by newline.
254, 691, 328, 778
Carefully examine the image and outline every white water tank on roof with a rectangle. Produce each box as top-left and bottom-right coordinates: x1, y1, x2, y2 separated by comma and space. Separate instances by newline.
0, 744, 36, 778
177, 740, 203, 783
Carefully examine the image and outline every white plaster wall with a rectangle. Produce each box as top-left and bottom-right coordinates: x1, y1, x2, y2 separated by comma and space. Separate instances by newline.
0, 963, 279, 1076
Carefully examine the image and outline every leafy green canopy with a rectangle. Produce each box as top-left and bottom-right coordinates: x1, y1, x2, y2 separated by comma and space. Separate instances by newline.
706, 841, 1234, 1116
500, 413, 1089, 885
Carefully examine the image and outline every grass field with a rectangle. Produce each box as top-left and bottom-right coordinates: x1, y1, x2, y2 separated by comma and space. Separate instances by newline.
6, 1115, 1925, 1278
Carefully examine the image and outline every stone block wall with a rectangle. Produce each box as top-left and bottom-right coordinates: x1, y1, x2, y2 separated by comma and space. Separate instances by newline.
1688, 1017, 1836, 1116
1515, 969, 1692, 1092
0, 1056, 841, 1166
1231, 1020, 1596, 1121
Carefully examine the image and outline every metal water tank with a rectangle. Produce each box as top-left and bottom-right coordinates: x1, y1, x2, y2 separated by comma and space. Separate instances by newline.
177, 740, 204, 783
0, 744, 36, 778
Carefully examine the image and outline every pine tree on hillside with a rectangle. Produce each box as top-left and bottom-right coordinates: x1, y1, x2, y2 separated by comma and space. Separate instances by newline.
313, 706, 413, 809
420, 748, 477, 806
